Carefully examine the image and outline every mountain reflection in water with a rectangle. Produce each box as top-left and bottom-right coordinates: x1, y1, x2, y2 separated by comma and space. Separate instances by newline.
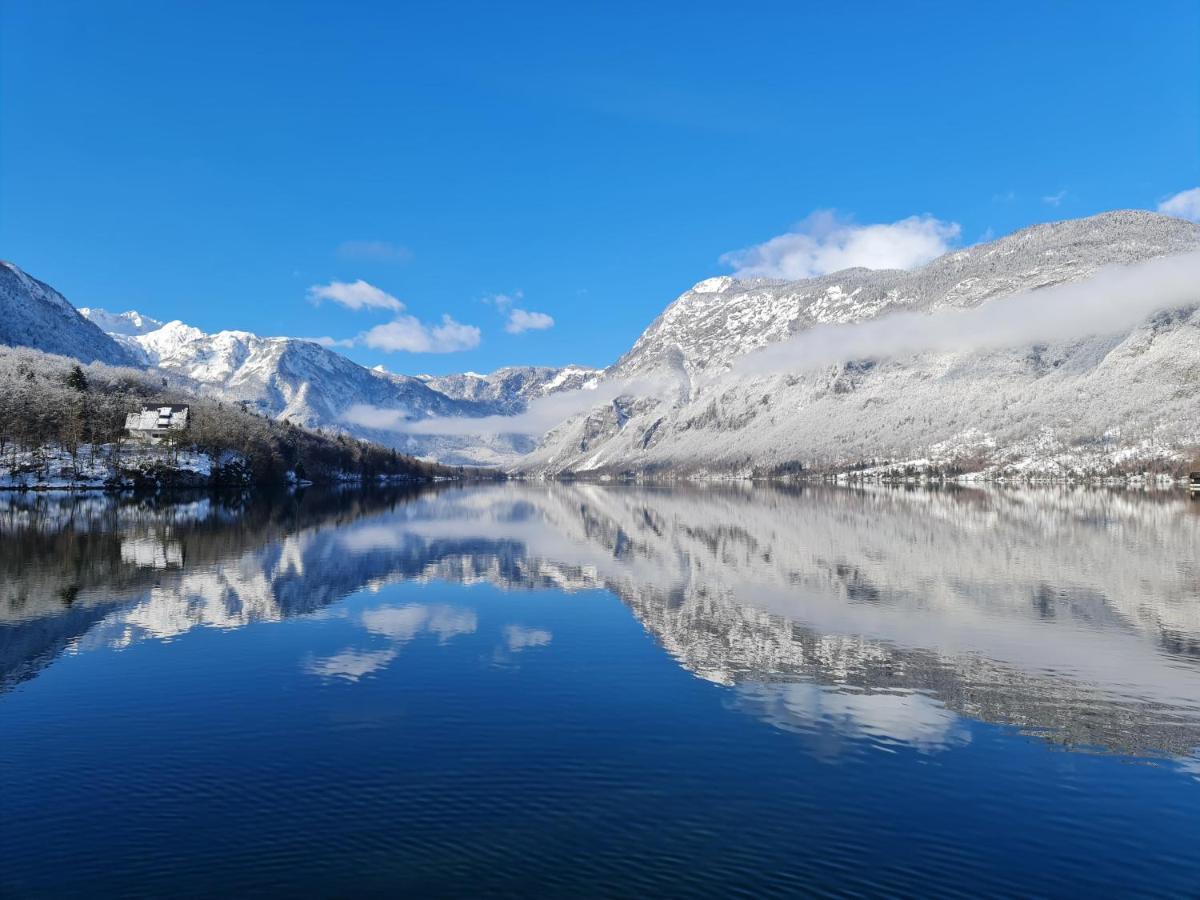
3, 483, 1199, 765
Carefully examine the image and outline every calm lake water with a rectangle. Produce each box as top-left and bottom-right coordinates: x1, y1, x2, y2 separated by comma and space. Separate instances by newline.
2, 483, 1199, 897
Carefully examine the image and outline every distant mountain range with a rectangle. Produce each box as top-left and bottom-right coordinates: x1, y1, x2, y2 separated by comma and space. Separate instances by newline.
0, 259, 601, 466
5, 209, 1200, 475
72, 307, 603, 465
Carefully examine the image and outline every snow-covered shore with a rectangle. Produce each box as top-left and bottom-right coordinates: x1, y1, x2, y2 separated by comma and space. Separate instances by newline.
0, 443, 233, 490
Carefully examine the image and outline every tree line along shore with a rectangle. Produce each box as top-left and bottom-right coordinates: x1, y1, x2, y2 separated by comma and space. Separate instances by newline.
0, 346, 485, 489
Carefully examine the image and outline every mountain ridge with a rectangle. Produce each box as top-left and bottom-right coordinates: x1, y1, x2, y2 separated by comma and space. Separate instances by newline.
0, 262, 137, 366
73, 308, 601, 466
522, 210, 1200, 477
6, 210, 1200, 477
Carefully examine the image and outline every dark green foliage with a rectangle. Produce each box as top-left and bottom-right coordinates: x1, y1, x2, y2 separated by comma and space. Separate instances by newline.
65, 365, 89, 392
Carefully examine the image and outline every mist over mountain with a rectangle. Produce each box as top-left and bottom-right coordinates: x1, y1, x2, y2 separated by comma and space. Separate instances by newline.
72, 309, 600, 466
6, 210, 1200, 477
522, 211, 1200, 477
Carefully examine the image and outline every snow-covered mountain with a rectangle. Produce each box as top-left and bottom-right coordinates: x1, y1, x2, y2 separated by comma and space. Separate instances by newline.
523, 211, 1200, 477
16, 209, 1200, 475
77, 309, 599, 465
0, 262, 136, 366
78, 311, 488, 426
419, 365, 602, 413
75, 307, 164, 337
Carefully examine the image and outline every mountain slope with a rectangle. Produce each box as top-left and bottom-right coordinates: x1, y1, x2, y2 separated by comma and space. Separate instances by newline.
78, 310, 599, 466
76, 307, 164, 337
522, 211, 1200, 476
0, 262, 136, 366
419, 365, 602, 413
76, 313, 491, 424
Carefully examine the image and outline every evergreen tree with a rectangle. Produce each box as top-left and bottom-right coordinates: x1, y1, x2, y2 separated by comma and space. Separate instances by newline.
66, 364, 89, 392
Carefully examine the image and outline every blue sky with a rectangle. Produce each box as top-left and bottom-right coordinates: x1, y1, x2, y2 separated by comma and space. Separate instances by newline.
2, 1, 1198, 375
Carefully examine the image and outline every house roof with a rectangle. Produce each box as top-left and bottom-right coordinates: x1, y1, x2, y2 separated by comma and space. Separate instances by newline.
126, 404, 190, 432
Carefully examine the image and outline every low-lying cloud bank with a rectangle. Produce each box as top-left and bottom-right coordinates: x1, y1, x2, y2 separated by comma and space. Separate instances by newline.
342, 374, 670, 437
734, 251, 1200, 377
342, 251, 1200, 439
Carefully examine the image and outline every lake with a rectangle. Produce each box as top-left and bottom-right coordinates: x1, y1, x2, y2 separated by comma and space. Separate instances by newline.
2, 483, 1199, 897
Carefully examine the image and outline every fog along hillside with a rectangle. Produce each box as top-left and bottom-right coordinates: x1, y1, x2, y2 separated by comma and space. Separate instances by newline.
0, 259, 601, 469
76, 309, 601, 467
524, 211, 1200, 478
6, 212, 1200, 478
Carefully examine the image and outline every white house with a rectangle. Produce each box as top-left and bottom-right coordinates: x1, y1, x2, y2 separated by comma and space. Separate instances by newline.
125, 404, 190, 442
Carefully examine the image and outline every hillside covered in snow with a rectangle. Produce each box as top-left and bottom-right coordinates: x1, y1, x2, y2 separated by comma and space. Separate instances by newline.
522, 211, 1200, 478
0, 269, 596, 468
7, 210, 1200, 478
75, 310, 601, 466
0, 262, 135, 366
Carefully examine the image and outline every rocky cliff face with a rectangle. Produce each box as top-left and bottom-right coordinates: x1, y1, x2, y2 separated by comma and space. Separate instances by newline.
522, 212, 1200, 477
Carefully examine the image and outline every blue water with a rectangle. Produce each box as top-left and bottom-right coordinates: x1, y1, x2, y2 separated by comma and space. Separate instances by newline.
2, 484, 1199, 896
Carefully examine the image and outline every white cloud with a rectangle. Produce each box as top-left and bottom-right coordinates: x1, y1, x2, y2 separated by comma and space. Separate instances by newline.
307, 279, 405, 312
720, 211, 961, 280
303, 280, 478, 353
360, 314, 481, 353
505, 308, 555, 334
1159, 187, 1200, 222
1042, 190, 1067, 207
484, 291, 522, 310
341, 372, 675, 437
336, 240, 413, 263
483, 290, 554, 333
302, 335, 356, 348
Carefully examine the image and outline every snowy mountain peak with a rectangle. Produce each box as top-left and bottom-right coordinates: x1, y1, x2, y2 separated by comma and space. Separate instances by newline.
690, 276, 736, 294
78, 308, 165, 336
71, 300, 599, 466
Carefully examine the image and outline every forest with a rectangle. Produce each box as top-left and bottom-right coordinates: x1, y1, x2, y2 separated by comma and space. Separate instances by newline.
0, 346, 469, 486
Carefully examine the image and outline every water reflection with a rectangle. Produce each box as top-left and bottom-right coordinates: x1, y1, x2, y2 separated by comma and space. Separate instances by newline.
2, 483, 1199, 763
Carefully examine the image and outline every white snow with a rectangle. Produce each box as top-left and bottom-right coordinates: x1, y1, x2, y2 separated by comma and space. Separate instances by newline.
524, 211, 1200, 478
